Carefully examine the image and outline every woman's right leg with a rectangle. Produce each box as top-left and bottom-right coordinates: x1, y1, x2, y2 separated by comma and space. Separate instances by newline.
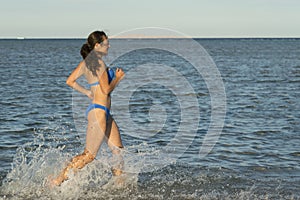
52, 109, 107, 186
85, 109, 107, 156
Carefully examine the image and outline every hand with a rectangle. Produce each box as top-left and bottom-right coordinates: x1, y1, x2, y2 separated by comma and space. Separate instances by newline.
115, 68, 125, 80
87, 90, 94, 100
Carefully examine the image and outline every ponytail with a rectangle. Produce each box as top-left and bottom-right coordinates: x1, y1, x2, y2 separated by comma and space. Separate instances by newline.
80, 43, 91, 59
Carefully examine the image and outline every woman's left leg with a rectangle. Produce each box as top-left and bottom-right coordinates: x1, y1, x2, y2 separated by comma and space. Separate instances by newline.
105, 116, 124, 176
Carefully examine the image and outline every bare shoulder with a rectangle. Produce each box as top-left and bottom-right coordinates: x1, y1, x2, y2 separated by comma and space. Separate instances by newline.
77, 60, 88, 73
79, 60, 87, 68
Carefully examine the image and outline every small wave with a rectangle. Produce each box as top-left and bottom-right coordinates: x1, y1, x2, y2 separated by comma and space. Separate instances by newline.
252, 130, 280, 136
3, 127, 35, 135
289, 152, 300, 157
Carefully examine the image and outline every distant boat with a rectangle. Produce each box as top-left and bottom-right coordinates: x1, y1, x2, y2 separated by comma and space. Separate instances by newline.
16, 37, 25, 40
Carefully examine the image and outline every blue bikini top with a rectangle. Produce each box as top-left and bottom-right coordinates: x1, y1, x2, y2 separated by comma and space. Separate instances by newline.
87, 68, 115, 88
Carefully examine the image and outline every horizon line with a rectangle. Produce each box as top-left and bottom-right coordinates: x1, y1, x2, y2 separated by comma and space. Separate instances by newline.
1, 35, 300, 39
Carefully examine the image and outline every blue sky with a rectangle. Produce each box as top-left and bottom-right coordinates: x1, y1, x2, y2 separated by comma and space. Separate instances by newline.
1, 0, 299, 38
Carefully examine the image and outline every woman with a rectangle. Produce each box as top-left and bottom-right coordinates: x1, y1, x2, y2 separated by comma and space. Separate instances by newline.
51, 31, 125, 186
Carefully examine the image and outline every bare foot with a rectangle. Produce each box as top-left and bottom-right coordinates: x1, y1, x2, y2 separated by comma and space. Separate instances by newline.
114, 175, 126, 187
102, 174, 126, 190
112, 169, 126, 187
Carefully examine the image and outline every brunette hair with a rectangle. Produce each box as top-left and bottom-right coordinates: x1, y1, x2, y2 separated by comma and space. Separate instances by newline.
81, 31, 108, 76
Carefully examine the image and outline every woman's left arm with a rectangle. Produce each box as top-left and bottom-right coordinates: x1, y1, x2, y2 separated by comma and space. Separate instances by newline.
98, 67, 125, 95
66, 61, 93, 99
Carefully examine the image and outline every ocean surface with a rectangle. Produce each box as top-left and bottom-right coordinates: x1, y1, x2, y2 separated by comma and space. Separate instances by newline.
0, 38, 299, 199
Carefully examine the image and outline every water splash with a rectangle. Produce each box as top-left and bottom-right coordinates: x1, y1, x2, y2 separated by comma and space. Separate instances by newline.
1, 127, 299, 199
0, 128, 140, 199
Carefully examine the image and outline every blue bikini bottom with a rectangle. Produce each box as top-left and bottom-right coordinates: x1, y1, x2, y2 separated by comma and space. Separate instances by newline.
86, 103, 110, 120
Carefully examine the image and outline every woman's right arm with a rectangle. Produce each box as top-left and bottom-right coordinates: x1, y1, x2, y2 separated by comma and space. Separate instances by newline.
66, 61, 93, 99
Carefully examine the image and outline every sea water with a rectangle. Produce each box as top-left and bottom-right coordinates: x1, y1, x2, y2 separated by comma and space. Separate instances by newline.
0, 38, 299, 199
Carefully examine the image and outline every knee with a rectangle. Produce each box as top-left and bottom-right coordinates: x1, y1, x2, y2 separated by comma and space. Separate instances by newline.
82, 149, 95, 164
